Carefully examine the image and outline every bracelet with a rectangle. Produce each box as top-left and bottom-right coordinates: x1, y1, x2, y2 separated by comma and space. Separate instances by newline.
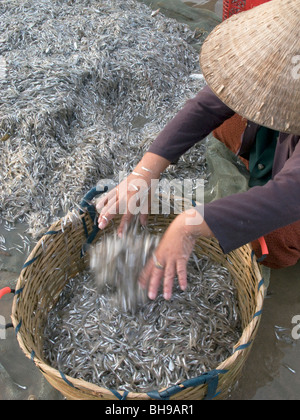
129, 183, 139, 191
141, 166, 153, 173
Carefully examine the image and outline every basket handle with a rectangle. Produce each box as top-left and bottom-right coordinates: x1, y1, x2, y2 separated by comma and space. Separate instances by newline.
80, 186, 109, 212
0, 287, 14, 300
79, 186, 109, 255
79, 186, 109, 225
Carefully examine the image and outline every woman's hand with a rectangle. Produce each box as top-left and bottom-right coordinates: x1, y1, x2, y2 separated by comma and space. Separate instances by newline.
96, 172, 151, 235
139, 208, 213, 300
96, 153, 170, 237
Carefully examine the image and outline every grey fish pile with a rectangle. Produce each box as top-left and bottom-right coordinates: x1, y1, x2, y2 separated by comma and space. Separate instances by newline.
90, 219, 160, 314
0, 0, 207, 238
44, 250, 242, 393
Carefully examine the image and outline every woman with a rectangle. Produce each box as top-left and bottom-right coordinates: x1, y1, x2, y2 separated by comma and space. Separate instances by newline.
96, 0, 300, 300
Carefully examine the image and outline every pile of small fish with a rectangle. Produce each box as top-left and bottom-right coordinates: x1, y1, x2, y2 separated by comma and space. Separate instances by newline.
44, 247, 242, 393
0, 0, 207, 239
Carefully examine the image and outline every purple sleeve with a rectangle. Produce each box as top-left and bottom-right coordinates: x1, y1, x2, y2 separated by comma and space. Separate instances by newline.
148, 85, 235, 162
203, 140, 300, 253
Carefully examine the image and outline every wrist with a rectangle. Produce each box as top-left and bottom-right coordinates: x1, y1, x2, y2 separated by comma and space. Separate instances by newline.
181, 209, 213, 240
134, 152, 170, 180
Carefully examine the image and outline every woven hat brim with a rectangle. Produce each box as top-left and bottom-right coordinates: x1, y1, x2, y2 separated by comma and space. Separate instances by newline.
200, 0, 300, 135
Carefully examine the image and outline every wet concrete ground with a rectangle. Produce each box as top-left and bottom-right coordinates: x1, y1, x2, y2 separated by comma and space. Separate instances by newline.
230, 264, 300, 400
0, 271, 63, 400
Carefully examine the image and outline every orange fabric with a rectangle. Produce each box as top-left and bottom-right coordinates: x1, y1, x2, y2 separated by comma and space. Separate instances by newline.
213, 113, 300, 269
213, 113, 249, 169
252, 223, 300, 269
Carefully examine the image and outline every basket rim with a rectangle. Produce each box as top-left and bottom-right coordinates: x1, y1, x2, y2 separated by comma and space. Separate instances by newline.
11, 211, 266, 400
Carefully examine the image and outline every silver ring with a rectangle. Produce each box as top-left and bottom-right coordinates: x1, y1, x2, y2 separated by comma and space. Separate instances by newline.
153, 253, 165, 270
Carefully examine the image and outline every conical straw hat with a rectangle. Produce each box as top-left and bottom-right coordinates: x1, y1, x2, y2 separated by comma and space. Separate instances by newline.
200, 0, 300, 135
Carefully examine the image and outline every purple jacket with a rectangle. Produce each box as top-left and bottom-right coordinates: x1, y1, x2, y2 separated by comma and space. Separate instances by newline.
148, 86, 300, 253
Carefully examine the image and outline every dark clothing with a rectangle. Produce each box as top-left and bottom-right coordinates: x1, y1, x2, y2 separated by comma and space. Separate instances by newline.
148, 85, 300, 255
248, 127, 279, 187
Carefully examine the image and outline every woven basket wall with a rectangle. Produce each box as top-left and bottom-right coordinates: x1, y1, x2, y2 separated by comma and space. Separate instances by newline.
11, 201, 265, 400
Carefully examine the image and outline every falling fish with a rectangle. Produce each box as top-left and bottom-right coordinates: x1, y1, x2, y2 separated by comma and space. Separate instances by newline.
90, 216, 160, 314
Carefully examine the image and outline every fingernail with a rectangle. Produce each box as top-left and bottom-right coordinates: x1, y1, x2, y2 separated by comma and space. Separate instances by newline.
148, 291, 156, 300
99, 221, 105, 229
164, 292, 171, 300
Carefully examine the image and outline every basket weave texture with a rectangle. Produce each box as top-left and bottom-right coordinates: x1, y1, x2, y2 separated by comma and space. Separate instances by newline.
11, 193, 265, 400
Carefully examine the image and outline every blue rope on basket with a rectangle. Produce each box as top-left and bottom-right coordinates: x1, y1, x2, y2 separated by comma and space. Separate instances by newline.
20, 187, 109, 270
79, 186, 108, 255
55, 368, 229, 400
147, 369, 229, 401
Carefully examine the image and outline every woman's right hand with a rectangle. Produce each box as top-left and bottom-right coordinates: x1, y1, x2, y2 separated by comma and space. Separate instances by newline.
96, 153, 170, 237
96, 172, 151, 236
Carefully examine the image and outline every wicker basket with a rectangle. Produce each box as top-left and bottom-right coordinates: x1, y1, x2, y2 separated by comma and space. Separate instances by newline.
11, 188, 265, 400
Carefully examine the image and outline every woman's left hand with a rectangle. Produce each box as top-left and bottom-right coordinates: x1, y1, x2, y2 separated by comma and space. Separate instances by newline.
139, 208, 213, 300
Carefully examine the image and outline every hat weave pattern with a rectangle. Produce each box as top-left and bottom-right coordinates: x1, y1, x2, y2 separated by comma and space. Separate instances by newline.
200, 0, 300, 135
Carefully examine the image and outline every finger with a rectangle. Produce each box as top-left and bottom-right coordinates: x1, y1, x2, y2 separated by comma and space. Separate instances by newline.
95, 195, 109, 214
98, 206, 117, 229
139, 259, 154, 290
139, 213, 148, 226
176, 258, 188, 292
163, 262, 176, 300
98, 195, 119, 229
98, 210, 115, 229
148, 267, 164, 300
99, 190, 119, 215
117, 212, 134, 237
95, 189, 116, 212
